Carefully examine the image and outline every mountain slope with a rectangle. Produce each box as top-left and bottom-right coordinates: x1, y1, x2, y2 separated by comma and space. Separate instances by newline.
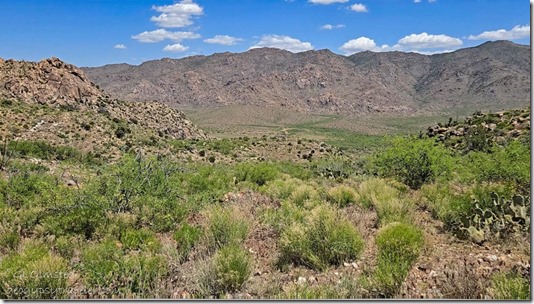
0, 57, 206, 158
83, 41, 530, 115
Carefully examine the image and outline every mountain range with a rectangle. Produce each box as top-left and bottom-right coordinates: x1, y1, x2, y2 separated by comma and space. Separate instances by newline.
82, 40, 530, 115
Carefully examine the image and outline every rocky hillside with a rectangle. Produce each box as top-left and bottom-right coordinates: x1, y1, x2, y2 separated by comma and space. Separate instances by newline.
0, 57, 206, 158
426, 107, 530, 153
83, 41, 530, 115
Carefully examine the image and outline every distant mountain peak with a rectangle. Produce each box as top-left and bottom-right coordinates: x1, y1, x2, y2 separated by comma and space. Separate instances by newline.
82, 41, 530, 115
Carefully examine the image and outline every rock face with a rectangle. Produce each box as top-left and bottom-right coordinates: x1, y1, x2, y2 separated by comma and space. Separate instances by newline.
0, 57, 107, 106
0, 57, 207, 153
83, 41, 530, 115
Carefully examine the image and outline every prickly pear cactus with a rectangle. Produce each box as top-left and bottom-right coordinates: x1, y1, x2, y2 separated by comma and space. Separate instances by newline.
460, 192, 530, 243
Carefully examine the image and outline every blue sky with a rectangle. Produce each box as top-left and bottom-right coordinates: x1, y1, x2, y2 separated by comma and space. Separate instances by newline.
0, 0, 530, 67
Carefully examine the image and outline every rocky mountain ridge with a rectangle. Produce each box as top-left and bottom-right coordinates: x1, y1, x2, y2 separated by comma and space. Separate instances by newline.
83, 41, 530, 115
0, 57, 206, 159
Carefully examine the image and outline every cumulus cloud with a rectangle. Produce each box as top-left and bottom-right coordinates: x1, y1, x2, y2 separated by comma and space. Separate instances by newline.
151, 0, 203, 28
132, 29, 200, 43
397, 32, 463, 49
467, 25, 530, 41
250, 35, 314, 53
114, 44, 127, 49
349, 3, 368, 12
204, 35, 243, 45
321, 24, 345, 30
340, 32, 463, 55
308, 0, 349, 4
339, 37, 393, 54
163, 43, 189, 52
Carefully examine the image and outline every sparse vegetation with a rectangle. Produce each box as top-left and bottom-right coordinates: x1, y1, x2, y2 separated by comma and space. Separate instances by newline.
0, 105, 529, 300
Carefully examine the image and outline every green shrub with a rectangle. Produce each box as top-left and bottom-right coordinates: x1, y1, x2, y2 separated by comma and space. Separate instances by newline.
261, 200, 307, 233
235, 162, 278, 187
80, 239, 123, 288
464, 141, 530, 194
0, 240, 69, 299
491, 271, 530, 300
287, 184, 320, 208
120, 228, 161, 253
369, 136, 454, 189
53, 236, 77, 260
80, 239, 167, 297
204, 205, 250, 251
277, 277, 362, 299
213, 244, 252, 293
0, 230, 20, 252
357, 178, 412, 225
182, 164, 233, 206
279, 205, 364, 271
173, 223, 202, 260
7, 140, 83, 162
261, 175, 302, 200
373, 222, 424, 297
326, 185, 359, 207
196, 244, 252, 297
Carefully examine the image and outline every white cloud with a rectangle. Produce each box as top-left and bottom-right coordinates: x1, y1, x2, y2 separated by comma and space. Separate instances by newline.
151, 0, 204, 28
204, 35, 243, 45
321, 24, 345, 30
340, 33, 464, 55
163, 43, 189, 52
340, 37, 377, 52
114, 44, 127, 49
349, 3, 368, 12
397, 32, 463, 49
467, 25, 530, 41
250, 35, 314, 53
414, 0, 422, 3
308, 0, 349, 4
132, 29, 200, 43
339, 37, 394, 54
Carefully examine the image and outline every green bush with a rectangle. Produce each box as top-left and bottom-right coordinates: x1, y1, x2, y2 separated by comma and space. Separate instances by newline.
182, 164, 233, 206
204, 205, 250, 251
7, 140, 85, 162
357, 178, 412, 225
195, 244, 252, 297
369, 136, 454, 189
120, 228, 161, 253
80, 239, 167, 297
326, 185, 359, 207
464, 141, 530, 194
0, 240, 69, 299
287, 184, 320, 208
235, 162, 278, 187
213, 244, 252, 293
261, 200, 307, 233
261, 175, 302, 200
373, 222, 424, 297
173, 223, 202, 260
491, 271, 530, 300
277, 277, 362, 299
279, 205, 364, 271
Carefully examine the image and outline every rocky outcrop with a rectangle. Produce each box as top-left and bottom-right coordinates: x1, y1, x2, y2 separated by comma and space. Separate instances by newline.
0, 57, 207, 146
0, 57, 107, 107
